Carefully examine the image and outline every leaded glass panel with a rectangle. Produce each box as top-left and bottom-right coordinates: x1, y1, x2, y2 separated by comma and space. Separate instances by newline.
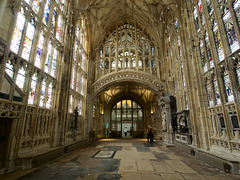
51, 48, 57, 77
233, 0, 240, 28
43, 0, 51, 24
56, 15, 62, 41
40, 80, 46, 107
45, 40, 52, 73
69, 95, 73, 113
224, 70, 234, 102
35, 30, 45, 68
46, 83, 52, 108
222, 8, 239, 53
71, 65, 75, 89
22, 19, 35, 61
16, 67, 26, 90
205, 32, 213, 68
5, 61, 14, 78
213, 21, 225, 61
32, 0, 41, 14
213, 77, 221, 104
236, 60, 240, 85
193, 6, 200, 33
10, 8, 25, 54
206, 79, 214, 106
199, 38, 207, 72
28, 74, 38, 104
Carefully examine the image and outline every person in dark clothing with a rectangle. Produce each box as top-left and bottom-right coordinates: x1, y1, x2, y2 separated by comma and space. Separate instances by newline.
147, 125, 153, 143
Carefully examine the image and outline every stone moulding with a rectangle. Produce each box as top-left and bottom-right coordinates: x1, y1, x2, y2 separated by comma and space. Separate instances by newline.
91, 70, 166, 98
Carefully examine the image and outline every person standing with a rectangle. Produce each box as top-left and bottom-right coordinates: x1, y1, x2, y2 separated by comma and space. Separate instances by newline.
147, 125, 154, 143
124, 127, 127, 136
147, 125, 151, 142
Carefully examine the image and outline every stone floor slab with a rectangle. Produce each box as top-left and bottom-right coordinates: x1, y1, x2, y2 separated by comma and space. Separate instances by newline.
151, 161, 175, 173
120, 172, 141, 180
140, 152, 156, 160
119, 159, 137, 172
125, 152, 143, 160
160, 173, 185, 180
141, 172, 163, 180
181, 173, 207, 180
114, 151, 126, 159
166, 160, 197, 173
136, 159, 155, 171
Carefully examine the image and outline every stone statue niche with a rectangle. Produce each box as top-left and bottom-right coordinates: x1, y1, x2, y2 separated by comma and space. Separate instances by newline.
159, 96, 174, 145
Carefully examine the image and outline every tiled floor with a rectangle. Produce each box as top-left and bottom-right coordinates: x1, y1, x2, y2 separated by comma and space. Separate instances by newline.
1, 139, 240, 180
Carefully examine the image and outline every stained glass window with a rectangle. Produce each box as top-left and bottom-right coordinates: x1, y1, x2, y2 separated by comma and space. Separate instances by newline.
69, 95, 73, 113
79, 99, 82, 115
46, 83, 52, 108
51, 6, 57, 33
40, 80, 46, 106
74, 41, 78, 61
222, 7, 239, 53
22, 18, 35, 61
181, 62, 186, 87
35, 30, 45, 68
43, 0, 51, 24
5, 61, 14, 78
205, 32, 213, 68
82, 58, 86, 71
236, 60, 240, 85
213, 21, 225, 61
223, 70, 234, 102
206, 0, 213, 16
199, 38, 207, 72
112, 60, 116, 70
233, 0, 240, 28
71, 65, 75, 89
81, 76, 84, 95
16, 67, 26, 90
10, 8, 25, 54
193, 6, 200, 33
28, 74, 38, 104
45, 40, 52, 73
51, 48, 57, 77
25, 0, 30, 4
213, 76, 221, 104
105, 59, 109, 69
206, 79, 214, 106
105, 46, 109, 57
56, 15, 62, 41
76, 71, 80, 92
32, 0, 41, 14
178, 36, 182, 57
145, 57, 149, 68
132, 59, 136, 68
144, 43, 149, 56
198, 0, 205, 26
138, 58, 143, 68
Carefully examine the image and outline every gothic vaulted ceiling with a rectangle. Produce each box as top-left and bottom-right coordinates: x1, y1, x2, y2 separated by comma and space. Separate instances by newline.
75, 0, 178, 50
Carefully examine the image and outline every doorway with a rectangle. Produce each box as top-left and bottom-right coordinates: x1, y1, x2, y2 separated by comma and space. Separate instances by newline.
0, 118, 12, 170
111, 99, 144, 138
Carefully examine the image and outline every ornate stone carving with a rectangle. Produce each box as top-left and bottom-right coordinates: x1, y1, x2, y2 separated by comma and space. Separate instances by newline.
0, 38, 7, 64
91, 71, 166, 97
7, 0, 18, 14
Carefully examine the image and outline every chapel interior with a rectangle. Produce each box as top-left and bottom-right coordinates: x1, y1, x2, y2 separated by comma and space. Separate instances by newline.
0, 0, 240, 176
